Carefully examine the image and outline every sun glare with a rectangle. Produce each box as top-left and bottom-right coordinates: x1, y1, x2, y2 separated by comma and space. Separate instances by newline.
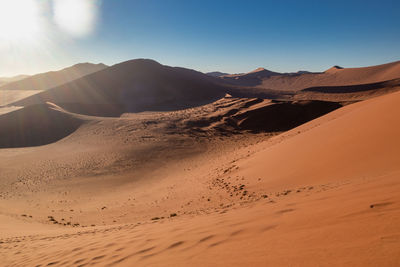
0, 0, 41, 42
53, 0, 99, 38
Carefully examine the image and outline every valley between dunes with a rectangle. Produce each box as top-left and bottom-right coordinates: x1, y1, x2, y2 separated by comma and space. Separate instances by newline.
0, 60, 400, 266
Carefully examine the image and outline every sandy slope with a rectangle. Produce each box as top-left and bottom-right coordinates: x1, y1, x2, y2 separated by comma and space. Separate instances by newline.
1, 85, 399, 266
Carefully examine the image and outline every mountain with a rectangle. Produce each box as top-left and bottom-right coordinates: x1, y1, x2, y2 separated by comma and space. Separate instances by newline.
0, 63, 108, 91
12, 59, 228, 116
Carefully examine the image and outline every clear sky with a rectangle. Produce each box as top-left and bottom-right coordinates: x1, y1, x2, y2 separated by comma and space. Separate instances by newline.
0, 0, 399, 76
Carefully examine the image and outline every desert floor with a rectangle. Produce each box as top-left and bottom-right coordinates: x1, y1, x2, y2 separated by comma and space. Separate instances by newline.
1, 91, 400, 266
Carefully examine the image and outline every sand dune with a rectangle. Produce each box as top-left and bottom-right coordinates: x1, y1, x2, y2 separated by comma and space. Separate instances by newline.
222, 67, 282, 86
0, 63, 107, 107
222, 60, 400, 91
302, 77, 400, 94
1, 60, 400, 266
0, 63, 107, 91
0, 74, 29, 87
206, 71, 229, 77
0, 102, 84, 148
12, 59, 228, 116
183, 98, 342, 133
294, 77, 400, 102
0, 95, 341, 148
232, 89, 400, 191
1, 89, 399, 266
226, 63, 400, 102
10, 60, 400, 115
0, 89, 44, 106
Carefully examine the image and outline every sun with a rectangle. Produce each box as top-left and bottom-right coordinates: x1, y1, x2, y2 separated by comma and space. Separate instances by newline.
0, 0, 42, 42
53, 0, 99, 38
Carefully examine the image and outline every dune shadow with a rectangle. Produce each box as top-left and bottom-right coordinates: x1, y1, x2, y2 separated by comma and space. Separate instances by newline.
235, 100, 342, 132
302, 78, 400, 94
0, 103, 83, 148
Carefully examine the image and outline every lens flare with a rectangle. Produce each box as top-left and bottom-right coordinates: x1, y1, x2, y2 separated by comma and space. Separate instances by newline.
53, 0, 100, 38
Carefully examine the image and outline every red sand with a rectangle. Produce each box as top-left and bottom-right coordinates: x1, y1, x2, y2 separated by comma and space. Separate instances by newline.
0, 60, 400, 266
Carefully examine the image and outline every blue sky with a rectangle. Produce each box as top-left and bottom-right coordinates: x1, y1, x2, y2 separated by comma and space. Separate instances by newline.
0, 0, 399, 76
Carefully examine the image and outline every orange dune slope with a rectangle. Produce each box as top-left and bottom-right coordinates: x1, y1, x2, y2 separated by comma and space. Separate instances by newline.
233, 89, 400, 190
